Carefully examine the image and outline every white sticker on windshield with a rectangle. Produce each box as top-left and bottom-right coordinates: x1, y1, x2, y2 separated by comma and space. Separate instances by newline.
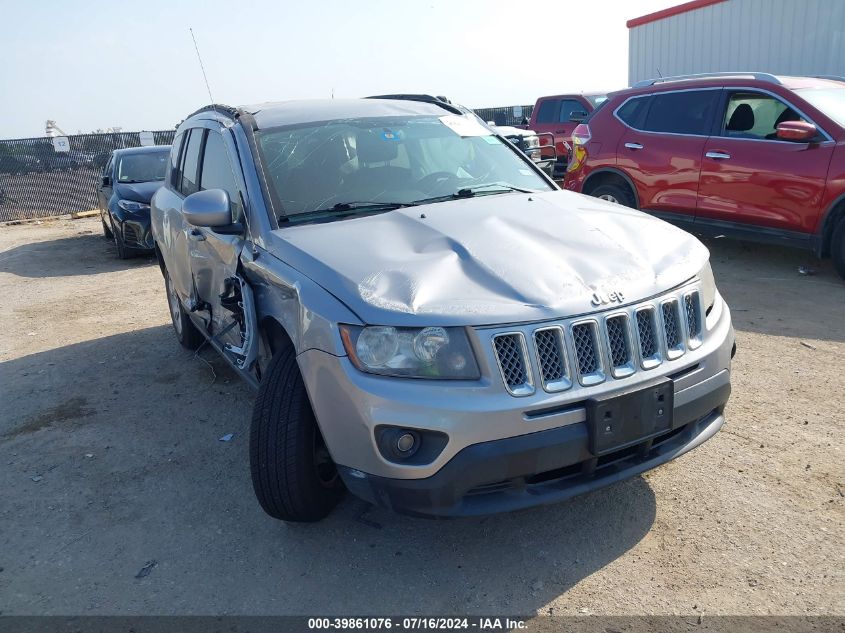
439, 115, 492, 138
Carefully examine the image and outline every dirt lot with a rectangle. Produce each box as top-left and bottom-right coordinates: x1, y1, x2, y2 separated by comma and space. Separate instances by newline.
0, 217, 843, 616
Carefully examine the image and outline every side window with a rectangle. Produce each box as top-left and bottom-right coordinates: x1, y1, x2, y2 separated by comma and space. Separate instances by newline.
200, 131, 243, 220
642, 90, 719, 135
103, 155, 113, 178
719, 91, 805, 139
558, 99, 586, 122
535, 99, 560, 124
616, 96, 651, 129
169, 132, 185, 188
180, 129, 204, 196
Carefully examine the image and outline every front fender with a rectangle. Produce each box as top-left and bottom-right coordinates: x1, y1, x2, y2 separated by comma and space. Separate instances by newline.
242, 246, 361, 357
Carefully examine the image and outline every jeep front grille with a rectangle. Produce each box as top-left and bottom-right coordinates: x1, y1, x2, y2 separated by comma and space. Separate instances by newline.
488, 283, 707, 395
491, 333, 533, 396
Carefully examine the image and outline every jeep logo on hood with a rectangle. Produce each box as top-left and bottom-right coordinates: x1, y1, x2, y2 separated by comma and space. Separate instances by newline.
590, 289, 625, 307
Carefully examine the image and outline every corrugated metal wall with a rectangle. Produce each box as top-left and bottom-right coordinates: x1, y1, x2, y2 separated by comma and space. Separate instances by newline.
629, 0, 845, 85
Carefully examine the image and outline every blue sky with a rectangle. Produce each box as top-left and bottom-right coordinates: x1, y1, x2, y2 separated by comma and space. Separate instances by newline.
0, 0, 674, 138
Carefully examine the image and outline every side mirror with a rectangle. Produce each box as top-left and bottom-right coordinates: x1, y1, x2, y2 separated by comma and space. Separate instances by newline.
776, 120, 817, 142
181, 189, 232, 227
101, 175, 111, 187
569, 110, 589, 123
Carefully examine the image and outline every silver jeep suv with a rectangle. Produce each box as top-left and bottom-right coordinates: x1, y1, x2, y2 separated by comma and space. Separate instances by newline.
151, 96, 735, 521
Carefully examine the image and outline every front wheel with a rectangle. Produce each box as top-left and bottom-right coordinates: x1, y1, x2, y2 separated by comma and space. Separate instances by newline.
591, 183, 636, 209
250, 346, 344, 522
111, 220, 129, 260
101, 216, 113, 239
831, 218, 845, 281
164, 269, 204, 349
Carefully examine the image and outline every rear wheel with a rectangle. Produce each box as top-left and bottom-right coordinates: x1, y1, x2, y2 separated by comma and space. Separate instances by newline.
591, 183, 636, 209
164, 269, 204, 349
831, 218, 845, 280
250, 345, 344, 522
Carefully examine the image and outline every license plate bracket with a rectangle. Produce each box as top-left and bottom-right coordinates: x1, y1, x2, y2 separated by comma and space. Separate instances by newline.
586, 377, 674, 456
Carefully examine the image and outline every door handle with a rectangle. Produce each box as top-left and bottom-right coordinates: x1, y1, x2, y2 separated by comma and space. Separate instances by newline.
188, 228, 206, 241
624, 142, 643, 150
705, 151, 731, 160
555, 129, 566, 134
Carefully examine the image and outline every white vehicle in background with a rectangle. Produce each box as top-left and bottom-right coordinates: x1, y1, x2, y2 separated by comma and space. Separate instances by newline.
486, 123, 558, 177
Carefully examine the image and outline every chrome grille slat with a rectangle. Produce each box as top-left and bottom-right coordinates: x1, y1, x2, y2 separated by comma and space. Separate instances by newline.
572, 323, 597, 374
605, 314, 635, 378
533, 327, 571, 392
635, 307, 662, 369
606, 316, 629, 366
491, 333, 534, 396
684, 294, 699, 337
571, 321, 605, 385
661, 299, 685, 359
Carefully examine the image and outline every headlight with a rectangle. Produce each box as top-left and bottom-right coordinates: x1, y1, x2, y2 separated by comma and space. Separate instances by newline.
117, 199, 150, 212
699, 262, 717, 313
339, 325, 480, 379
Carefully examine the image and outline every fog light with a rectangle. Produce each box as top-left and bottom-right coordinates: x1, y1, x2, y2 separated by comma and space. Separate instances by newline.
396, 432, 416, 453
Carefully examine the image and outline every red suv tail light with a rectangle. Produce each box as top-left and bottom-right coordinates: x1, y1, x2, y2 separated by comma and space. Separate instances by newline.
572, 123, 591, 146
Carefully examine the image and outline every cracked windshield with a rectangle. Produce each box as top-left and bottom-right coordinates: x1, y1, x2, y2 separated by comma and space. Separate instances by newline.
257, 115, 554, 219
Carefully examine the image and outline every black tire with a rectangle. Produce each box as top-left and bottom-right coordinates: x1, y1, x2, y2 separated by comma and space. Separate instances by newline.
163, 269, 204, 350
591, 183, 636, 209
250, 346, 344, 522
111, 220, 130, 260
101, 216, 113, 239
832, 218, 845, 281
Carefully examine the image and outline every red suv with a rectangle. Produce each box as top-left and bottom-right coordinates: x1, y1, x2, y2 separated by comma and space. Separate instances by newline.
528, 93, 607, 177
563, 73, 845, 279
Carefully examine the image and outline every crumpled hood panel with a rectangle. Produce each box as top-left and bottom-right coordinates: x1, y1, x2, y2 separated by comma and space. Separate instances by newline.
267, 190, 709, 326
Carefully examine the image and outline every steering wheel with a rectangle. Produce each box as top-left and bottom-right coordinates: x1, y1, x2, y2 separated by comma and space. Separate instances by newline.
415, 171, 459, 193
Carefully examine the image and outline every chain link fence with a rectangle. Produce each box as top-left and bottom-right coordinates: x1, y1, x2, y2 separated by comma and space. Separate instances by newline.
473, 104, 534, 127
0, 109, 534, 223
0, 130, 176, 222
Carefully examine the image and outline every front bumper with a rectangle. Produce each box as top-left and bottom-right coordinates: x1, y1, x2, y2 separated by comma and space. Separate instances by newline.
113, 210, 154, 250
339, 378, 728, 517
298, 289, 734, 517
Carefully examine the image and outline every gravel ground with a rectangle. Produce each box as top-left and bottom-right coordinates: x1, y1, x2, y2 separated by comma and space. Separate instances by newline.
0, 217, 843, 616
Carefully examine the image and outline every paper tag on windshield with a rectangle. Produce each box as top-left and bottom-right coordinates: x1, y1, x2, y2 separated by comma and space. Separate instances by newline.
439, 115, 491, 138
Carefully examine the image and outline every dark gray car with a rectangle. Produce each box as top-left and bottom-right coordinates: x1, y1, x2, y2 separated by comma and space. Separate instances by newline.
151, 97, 734, 522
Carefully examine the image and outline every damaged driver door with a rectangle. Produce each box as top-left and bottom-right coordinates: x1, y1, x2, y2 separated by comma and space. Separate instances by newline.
182, 125, 258, 372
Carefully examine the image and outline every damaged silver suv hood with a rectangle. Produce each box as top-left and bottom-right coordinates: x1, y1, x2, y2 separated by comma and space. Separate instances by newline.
267, 190, 709, 327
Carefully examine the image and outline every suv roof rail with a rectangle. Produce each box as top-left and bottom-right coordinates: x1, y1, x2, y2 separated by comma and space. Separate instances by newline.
184, 103, 242, 120
633, 72, 782, 88
366, 94, 464, 115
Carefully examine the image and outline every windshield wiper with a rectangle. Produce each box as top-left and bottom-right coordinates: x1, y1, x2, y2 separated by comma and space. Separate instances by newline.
279, 201, 415, 224
454, 183, 535, 197
410, 183, 535, 206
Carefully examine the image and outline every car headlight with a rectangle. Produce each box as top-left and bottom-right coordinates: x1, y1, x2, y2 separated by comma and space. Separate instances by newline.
117, 199, 150, 212
339, 325, 480, 379
699, 262, 717, 314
